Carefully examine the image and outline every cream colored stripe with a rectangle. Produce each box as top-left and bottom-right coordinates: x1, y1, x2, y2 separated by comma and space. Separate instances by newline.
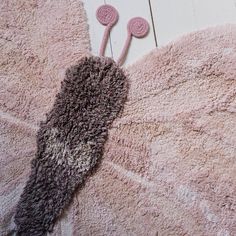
0, 110, 38, 131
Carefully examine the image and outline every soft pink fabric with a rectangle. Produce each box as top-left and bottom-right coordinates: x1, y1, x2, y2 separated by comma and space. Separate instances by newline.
72, 25, 236, 236
0, 2, 235, 234
0, 0, 90, 234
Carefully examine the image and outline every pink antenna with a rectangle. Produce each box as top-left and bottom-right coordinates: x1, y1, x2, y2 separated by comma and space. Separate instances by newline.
96, 5, 119, 57
117, 17, 149, 66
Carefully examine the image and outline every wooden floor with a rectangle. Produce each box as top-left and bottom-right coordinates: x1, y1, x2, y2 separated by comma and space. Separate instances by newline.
84, 0, 236, 65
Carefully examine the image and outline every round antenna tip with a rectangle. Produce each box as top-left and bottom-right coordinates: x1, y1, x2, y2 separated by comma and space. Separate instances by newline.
127, 17, 149, 38
96, 5, 119, 26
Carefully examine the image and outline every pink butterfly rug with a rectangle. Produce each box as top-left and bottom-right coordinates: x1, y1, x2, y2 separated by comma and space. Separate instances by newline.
0, 1, 235, 235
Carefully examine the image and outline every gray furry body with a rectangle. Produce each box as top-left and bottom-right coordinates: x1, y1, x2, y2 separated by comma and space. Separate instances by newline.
14, 57, 128, 235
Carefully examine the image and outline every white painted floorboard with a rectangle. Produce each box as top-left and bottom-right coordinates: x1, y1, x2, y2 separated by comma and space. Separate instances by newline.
152, 0, 236, 46
84, 0, 236, 65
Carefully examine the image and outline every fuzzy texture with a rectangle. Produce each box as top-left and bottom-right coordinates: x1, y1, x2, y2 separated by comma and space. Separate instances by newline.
0, 0, 91, 234
1, 4, 236, 235
14, 56, 127, 235
70, 25, 236, 236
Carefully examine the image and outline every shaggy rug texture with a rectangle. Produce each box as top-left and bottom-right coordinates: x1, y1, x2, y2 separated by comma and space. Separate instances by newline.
82, 25, 236, 236
14, 57, 127, 235
0, 0, 90, 235
69, 25, 236, 236
0, 1, 236, 235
